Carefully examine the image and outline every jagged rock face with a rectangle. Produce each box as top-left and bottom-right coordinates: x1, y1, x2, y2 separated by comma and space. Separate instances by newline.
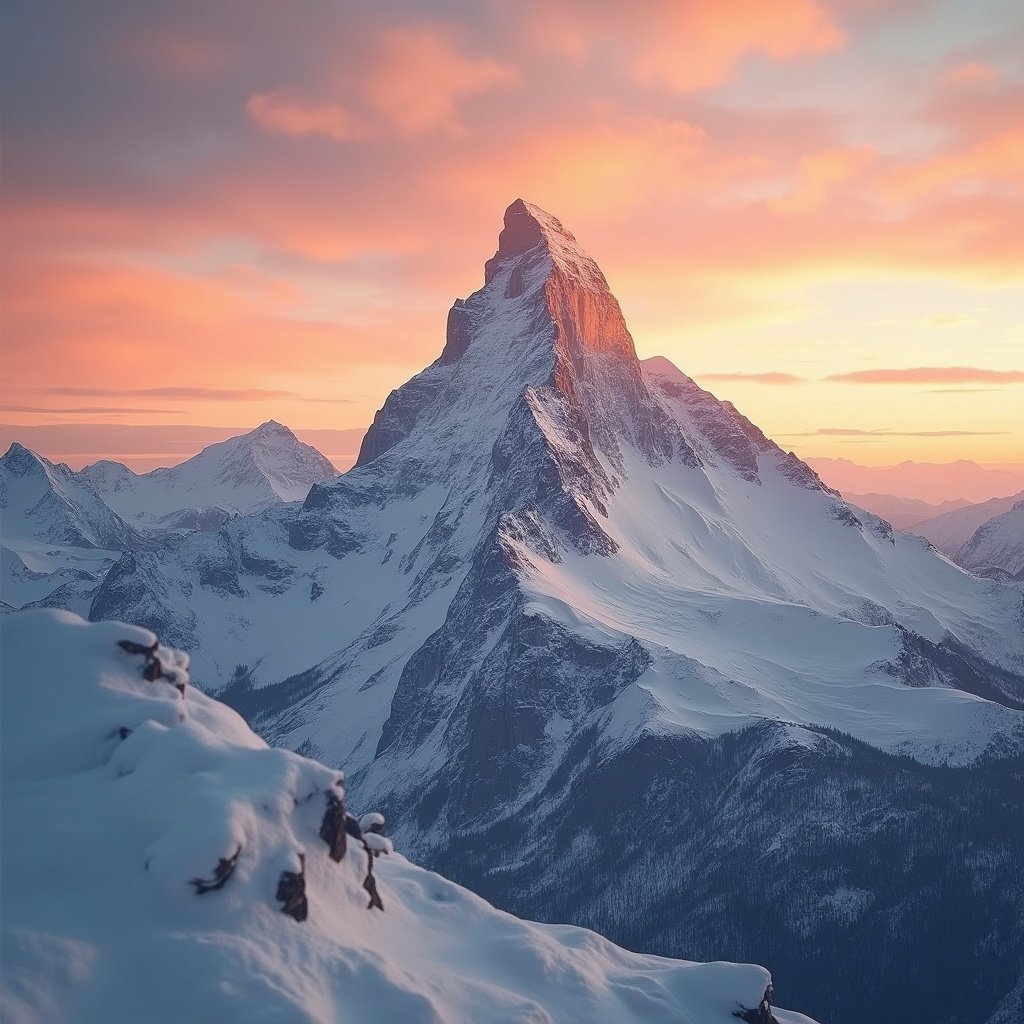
84, 200, 1024, 1024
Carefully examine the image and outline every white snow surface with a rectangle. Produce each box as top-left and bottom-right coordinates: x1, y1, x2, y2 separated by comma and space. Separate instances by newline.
0, 609, 802, 1024
80, 420, 337, 521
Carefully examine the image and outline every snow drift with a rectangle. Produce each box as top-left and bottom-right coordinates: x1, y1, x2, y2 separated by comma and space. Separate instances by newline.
0, 609, 812, 1024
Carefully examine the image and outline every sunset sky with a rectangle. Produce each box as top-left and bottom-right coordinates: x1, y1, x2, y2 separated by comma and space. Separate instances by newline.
2, 0, 1022, 471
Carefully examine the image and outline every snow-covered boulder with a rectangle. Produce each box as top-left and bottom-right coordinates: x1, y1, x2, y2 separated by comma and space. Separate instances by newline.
0, 609, 812, 1023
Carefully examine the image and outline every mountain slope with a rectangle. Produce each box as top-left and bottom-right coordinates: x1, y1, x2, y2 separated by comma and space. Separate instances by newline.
910, 490, 1024, 556
80, 421, 337, 521
0, 609, 810, 1024
955, 501, 1024, 580
87, 200, 1024, 1024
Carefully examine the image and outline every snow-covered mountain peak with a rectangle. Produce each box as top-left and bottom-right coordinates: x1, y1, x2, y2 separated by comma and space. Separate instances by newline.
80, 423, 338, 521
247, 418, 296, 442
3, 442, 56, 478
357, 198, 664, 479
641, 354, 690, 384
1, 444, 145, 552
482, 198, 607, 291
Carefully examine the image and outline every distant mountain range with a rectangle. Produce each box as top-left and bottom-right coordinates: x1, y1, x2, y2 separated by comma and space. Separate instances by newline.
78, 419, 337, 522
0, 423, 364, 474
0, 422, 338, 613
848, 489, 1024, 581
809, 457, 1024, 505
952, 500, 1024, 581
908, 490, 1024, 555
845, 491, 970, 530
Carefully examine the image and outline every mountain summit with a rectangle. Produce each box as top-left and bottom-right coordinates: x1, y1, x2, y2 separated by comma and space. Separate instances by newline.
81, 421, 337, 521
0, 443, 144, 551
88, 200, 1024, 1024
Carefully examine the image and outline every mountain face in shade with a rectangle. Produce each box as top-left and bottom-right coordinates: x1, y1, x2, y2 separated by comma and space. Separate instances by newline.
909, 490, 1024, 556
80, 421, 338, 522
0, 443, 146, 552
85, 200, 1024, 1024
954, 500, 1024, 580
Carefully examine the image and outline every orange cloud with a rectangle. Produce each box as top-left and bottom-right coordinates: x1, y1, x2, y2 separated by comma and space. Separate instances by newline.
880, 130, 1024, 201
525, 0, 843, 92
433, 113, 710, 220
636, 0, 844, 91
944, 61, 999, 88
772, 145, 875, 212
248, 88, 359, 141
362, 27, 517, 136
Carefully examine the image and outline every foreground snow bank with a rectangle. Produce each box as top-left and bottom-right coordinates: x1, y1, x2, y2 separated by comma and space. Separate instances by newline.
0, 610, 811, 1024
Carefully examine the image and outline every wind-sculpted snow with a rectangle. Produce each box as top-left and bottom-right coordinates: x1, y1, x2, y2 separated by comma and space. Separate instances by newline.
0, 610, 807, 1024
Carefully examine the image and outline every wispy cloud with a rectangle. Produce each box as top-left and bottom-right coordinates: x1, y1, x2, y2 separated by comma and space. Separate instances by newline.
45, 386, 349, 402
824, 367, 1024, 385
924, 388, 998, 394
698, 371, 806, 384
0, 404, 184, 414
780, 427, 1009, 438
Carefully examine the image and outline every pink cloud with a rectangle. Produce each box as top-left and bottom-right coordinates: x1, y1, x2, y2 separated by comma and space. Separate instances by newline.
944, 61, 999, 88
825, 367, 1024, 384
879, 130, 1024, 201
360, 26, 517, 136
524, 0, 843, 92
771, 145, 875, 212
248, 88, 359, 141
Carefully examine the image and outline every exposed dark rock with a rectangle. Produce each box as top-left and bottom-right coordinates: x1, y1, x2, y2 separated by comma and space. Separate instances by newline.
440, 300, 473, 363
319, 793, 348, 862
191, 845, 241, 894
117, 639, 158, 657
276, 854, 308, 922
734, 983, 775, 1022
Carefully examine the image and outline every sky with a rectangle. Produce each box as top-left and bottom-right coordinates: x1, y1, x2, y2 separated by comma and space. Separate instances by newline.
1, 0, 1022, 472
